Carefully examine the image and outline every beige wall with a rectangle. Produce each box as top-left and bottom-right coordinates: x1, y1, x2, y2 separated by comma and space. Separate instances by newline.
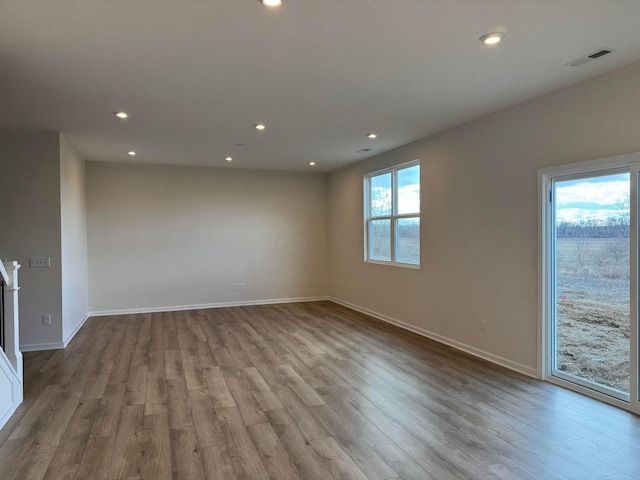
0, 131, 63, 348
329, 60, 640, 374
86, 162, 329, 313
60, 136, 88, 343
5, 60, 640, 370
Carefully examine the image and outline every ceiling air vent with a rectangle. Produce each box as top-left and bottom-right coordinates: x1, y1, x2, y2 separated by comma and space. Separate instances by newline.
565, 48, 613, 67
356, 148, 371, 153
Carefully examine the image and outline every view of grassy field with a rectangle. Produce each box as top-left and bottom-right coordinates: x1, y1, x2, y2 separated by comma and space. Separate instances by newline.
369, 223, 419, 264
555, 237, 630, 393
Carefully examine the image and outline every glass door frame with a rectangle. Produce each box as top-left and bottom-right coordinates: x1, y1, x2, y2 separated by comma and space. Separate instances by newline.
539, 152, 640, 414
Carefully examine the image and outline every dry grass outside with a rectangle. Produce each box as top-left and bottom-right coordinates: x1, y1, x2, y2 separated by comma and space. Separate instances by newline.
556, 238, 630, 393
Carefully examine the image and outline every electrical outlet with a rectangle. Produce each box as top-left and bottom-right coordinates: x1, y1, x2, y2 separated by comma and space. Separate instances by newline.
30, 257, 51, 268
480, 320, 487, 332
235, 283, 245, 291
42, 314, 51, 325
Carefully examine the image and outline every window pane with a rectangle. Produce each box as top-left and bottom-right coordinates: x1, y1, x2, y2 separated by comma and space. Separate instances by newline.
554, 172, 630, 394
370, 173, 392, 217
396, 217, 420, 264
397, 165, 420, 215
369, 219, 391, 261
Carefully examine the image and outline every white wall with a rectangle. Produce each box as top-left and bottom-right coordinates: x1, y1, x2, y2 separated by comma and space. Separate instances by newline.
86, 162, 329, 313
329, 60, 640, 375
60, 135, 88, 344
0, 131, 63, 348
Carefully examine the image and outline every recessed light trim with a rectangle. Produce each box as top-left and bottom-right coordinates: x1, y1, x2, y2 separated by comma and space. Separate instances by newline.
260, 0, 283, 7
255, 123, 266, 131
479, 32, 505, 46
308, 162, 316, 166
127, 151, 136, 156
225, 156, 233, 162
114, 111, 129, 119
367, 133, 378, 139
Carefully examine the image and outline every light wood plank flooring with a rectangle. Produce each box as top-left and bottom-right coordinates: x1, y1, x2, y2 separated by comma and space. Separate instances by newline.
2, 301, 640, 479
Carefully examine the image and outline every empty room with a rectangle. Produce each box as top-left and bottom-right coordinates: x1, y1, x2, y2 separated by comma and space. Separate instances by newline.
2, 0, 640, 479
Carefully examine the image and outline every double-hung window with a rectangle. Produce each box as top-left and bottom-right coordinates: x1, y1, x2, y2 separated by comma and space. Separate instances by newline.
365, 160, 420, 266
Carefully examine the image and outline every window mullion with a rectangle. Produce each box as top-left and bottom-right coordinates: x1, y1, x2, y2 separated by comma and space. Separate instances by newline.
392, 169, 398, 262
364, 160, 420, 267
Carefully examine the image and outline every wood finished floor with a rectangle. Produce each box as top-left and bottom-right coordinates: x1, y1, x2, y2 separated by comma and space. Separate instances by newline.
2, 301, 640, 480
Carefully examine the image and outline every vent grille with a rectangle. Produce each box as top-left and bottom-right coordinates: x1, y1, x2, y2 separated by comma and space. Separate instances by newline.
588, 49, 612, 59
565, 48, 613, 67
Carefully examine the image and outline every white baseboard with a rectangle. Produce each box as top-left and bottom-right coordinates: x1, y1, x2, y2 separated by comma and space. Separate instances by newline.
63, 314, 90, 348
89, 296, 331, 317
20, 313, 90, 353
19, 297, 536, 379
19, 298, 329, 351
20, 341, 65, 352
329, 297, 537, 379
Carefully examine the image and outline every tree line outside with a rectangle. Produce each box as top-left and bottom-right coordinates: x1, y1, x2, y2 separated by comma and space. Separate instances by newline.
555, 194, 630, 392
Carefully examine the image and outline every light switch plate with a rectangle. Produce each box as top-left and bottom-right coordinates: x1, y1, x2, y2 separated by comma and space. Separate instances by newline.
30, 257, 50, 268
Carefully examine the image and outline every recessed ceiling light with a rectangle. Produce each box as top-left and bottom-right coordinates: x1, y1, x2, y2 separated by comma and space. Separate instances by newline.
255, 123, 266, 131
225, 156, 233, 162
367, 133, 378, 139
128, 151, 136, 156
260, 0, 283, 7
114, 111, 129, 119
479, 32, 505, 46
308, 162, 316, 166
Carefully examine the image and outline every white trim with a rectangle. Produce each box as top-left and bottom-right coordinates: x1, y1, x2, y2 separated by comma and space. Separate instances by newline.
20, 297, 329, 351
366, 259, 420, 270
329, 297, 537, 379
20, 341, 65, 352
0, 348, 22, 431
364, 160, 421, 267
545, 375, 640, 416
63, 314, 90, 347
539, 151, 640, 414
89, 296, 330, 317
537, 168, 549, 380
0, 261, 10, 285
0, 349, 18, 383
539, 151, 640, 177
365, 159, 421, 179
1, 261, 20, 290
553, 369, 629, 403
631, 165, 639, 405
0, 401, 16, 432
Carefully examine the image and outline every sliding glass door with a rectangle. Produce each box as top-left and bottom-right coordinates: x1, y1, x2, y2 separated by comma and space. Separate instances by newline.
542, 156, 639, 412
552, 171, 630, 399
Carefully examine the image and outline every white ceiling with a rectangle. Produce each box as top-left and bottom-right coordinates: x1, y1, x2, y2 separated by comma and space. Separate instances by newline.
2, 0, 640, 172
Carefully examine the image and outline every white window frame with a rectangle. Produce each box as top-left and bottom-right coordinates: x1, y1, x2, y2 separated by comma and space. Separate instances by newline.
364, 160, 420, 268
539, 151, 640, 415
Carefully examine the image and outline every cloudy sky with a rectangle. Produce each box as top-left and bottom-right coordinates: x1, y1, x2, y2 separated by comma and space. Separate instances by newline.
555, 172, 629, 223
370, 164, 420, 215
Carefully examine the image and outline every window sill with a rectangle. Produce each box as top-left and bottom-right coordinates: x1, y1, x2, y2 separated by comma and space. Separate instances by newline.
366, 260, 420, 270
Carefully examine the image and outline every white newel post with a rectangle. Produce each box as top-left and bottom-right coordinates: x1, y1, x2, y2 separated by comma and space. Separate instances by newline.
2, 260, 23, 404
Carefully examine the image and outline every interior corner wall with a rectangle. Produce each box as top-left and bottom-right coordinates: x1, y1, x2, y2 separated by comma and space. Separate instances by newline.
0, 130, 63, 348
60, 135, 88, 344
86, 162, 330, 313
328, 60, 640, 374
